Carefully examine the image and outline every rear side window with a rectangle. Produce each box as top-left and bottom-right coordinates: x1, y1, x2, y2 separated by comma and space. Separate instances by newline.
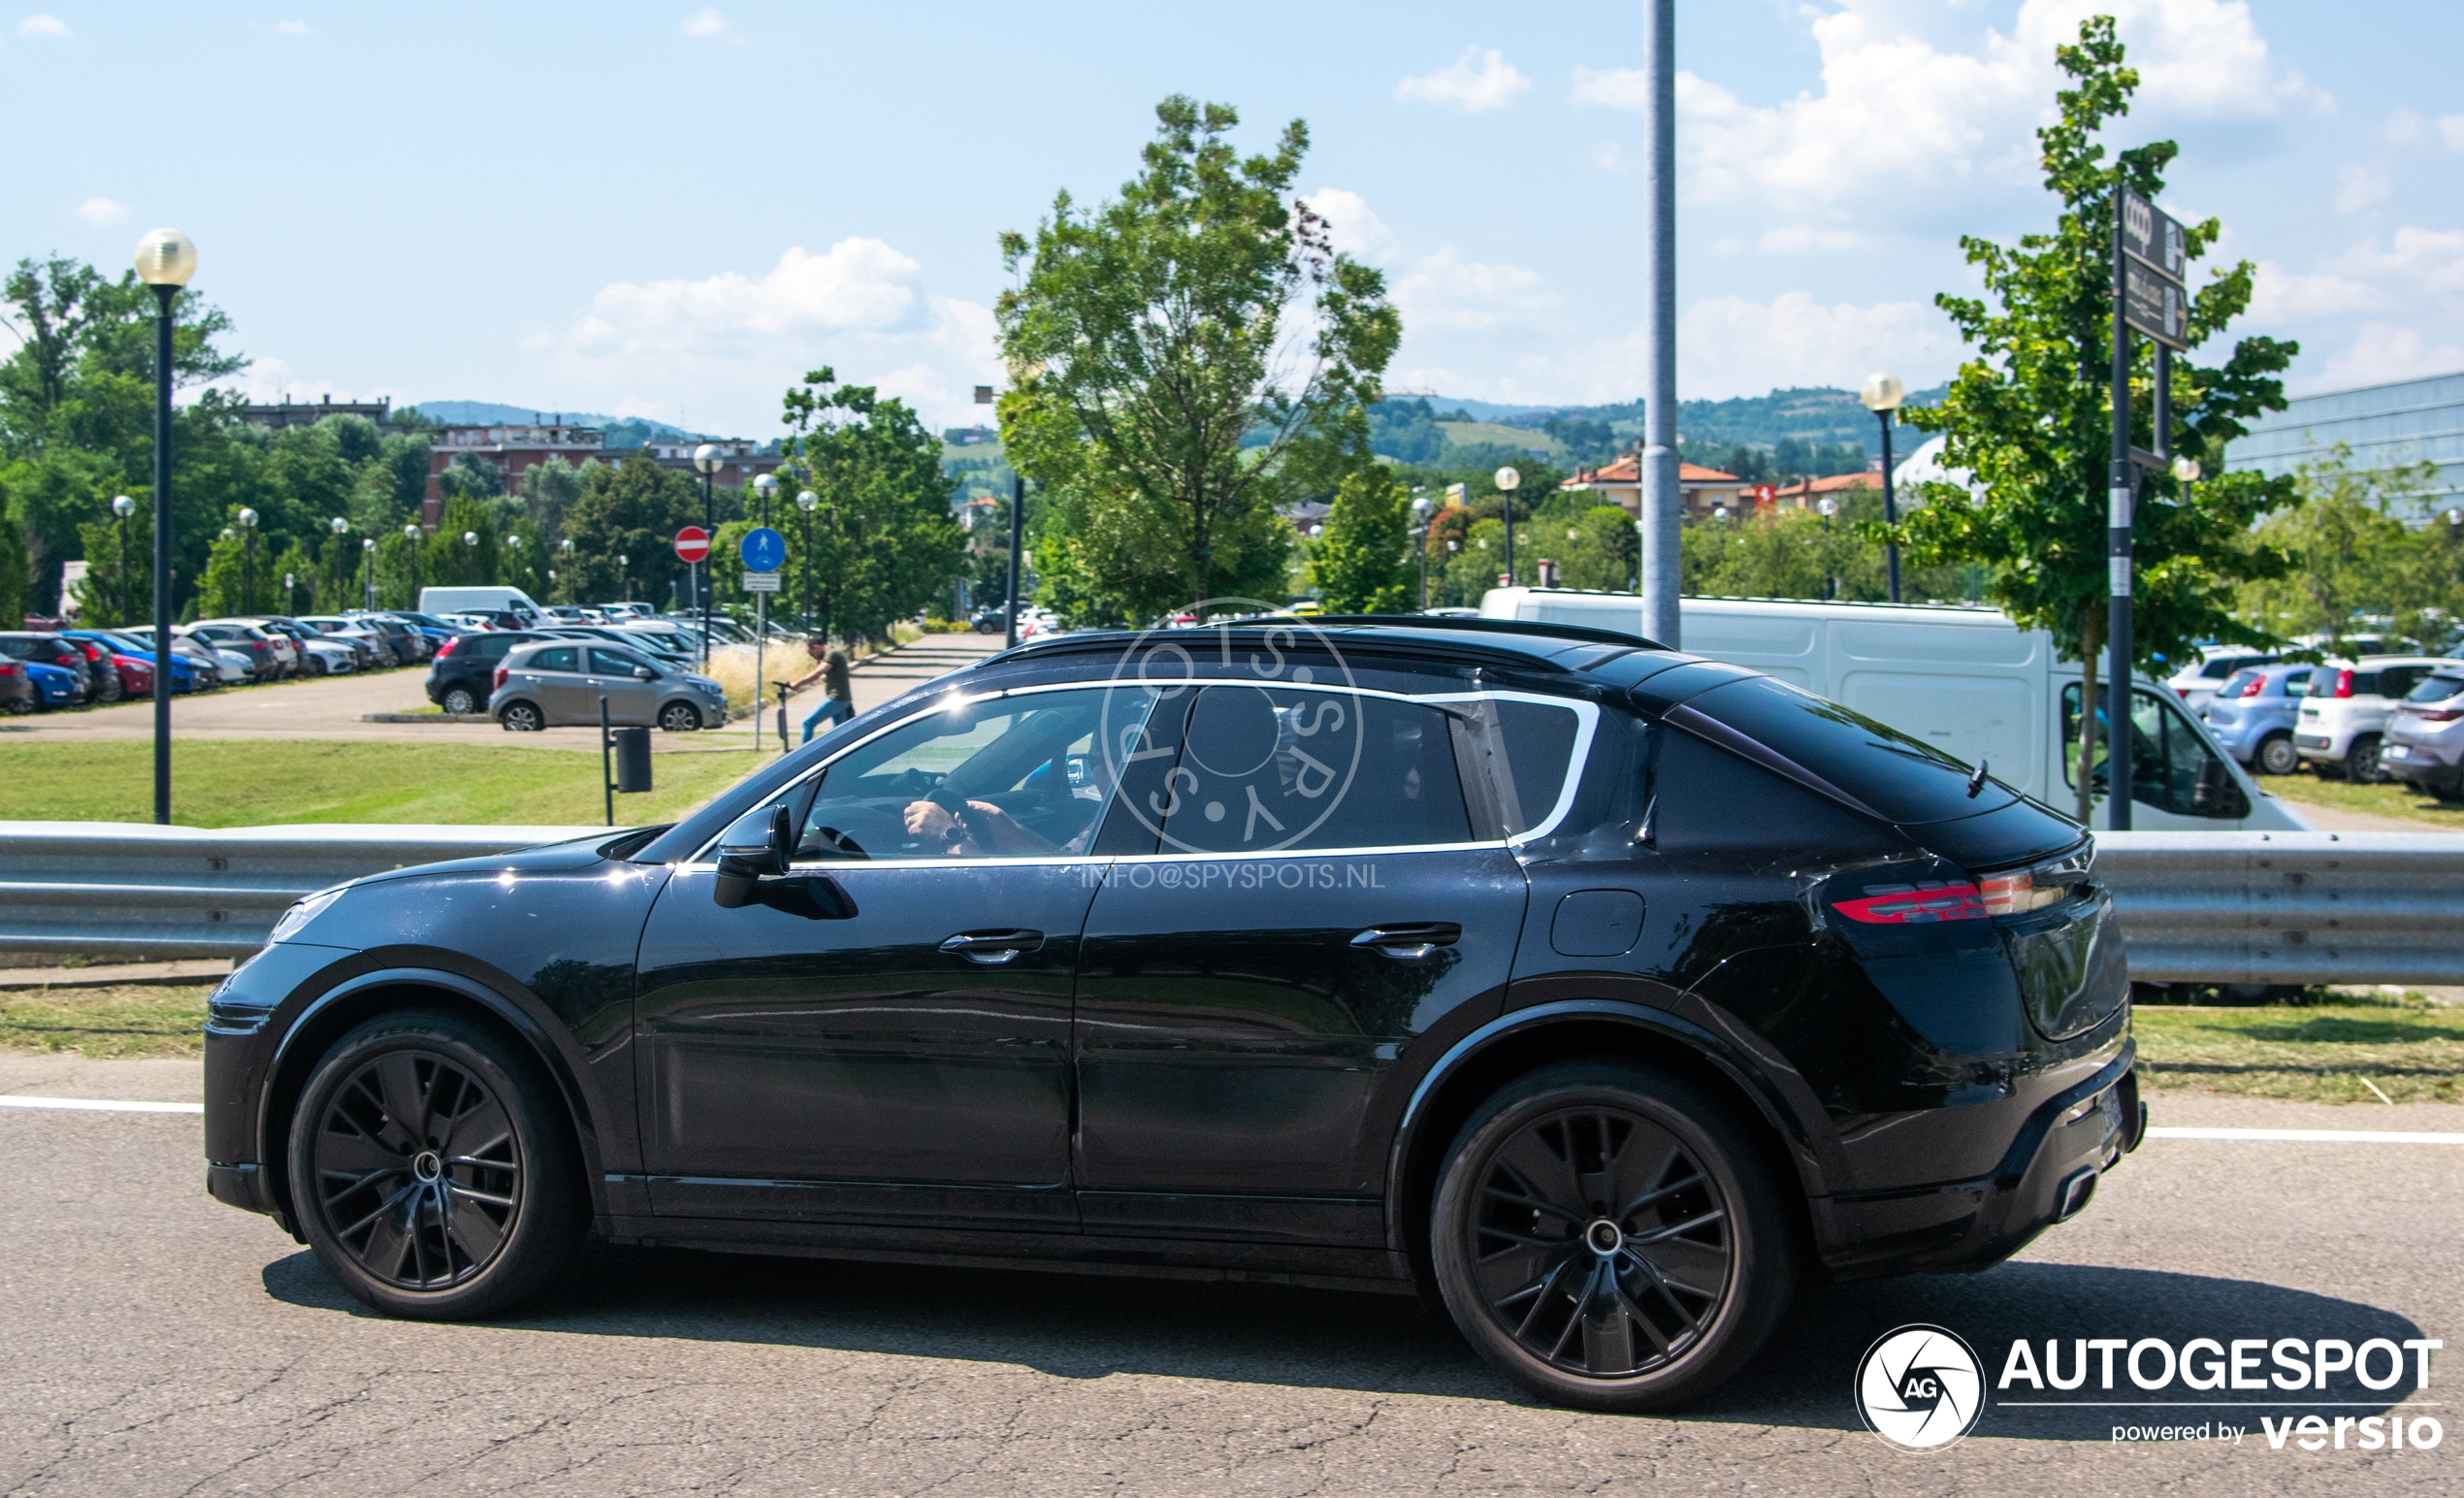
1674, 673, 2012, 826
1159, 687, 1471, 854
2218, 669, 2259, 698
2281, 671, 2309, 698
2409, 674, 2464, 704
1451, 697, 1585, 838
529, 647, 580, 672
2380, 665, 2434, 699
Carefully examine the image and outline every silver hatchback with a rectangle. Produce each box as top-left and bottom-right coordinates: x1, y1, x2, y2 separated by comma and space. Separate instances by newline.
489, 640, 729, 733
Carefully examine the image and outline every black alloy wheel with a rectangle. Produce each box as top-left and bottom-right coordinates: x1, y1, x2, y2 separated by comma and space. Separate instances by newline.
440, 686, 479, 716
2347, 733, 2384, 784
95, 668, 123, 703
500, 700, 544, 733
658, 700, 701, 733
288, 1010, 580, 1319
1433, 1062, 1794, 1412
2255, 733, 2300, 777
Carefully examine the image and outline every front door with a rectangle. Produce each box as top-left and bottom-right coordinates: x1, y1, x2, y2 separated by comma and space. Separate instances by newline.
516, 644, 591, 720
586, 645, 658, 726
1074, 684, 1530, 1247
634, 684, 1155, 1228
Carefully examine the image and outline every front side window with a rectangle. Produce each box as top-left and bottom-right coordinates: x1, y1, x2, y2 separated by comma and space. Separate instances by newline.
2062, 683, 2241, 818
528, 647, 580, 673
590, 647, 651, 675
791, 687, 1156, 862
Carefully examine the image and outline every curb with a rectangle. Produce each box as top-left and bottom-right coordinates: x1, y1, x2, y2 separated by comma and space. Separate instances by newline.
358, 712, 492, 724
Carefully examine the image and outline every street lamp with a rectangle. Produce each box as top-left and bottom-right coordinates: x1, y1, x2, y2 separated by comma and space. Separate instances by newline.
796, 489, 819, 629
1495, 466, 1522, 585
618, 554, 630, 604
329, 516, 348, 612
237, 506, 258, 614
559, 536, 574, 604
112, 495, 135, 623
1860, 372, 1905, 602
1410, 492, 1433, 610
361, 537, 376, 610
753, 471, 777, 525
135, 227, 195, 825
404, 522, 422, 608
692, 443, 723, 666
1817, 497, 1838, 601
283, 571, 296, 614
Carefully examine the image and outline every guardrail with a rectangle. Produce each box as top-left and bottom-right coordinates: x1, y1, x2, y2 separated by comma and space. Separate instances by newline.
0, 824, 2457, 986
0, 822, 600, 961
2092, 830, 2464, 987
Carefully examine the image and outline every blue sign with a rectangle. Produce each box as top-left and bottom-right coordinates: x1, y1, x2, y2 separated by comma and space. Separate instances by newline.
739, 526, 787, 573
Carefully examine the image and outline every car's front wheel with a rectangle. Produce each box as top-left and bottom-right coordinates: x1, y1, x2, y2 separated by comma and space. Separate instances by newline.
499, 700, 544, 733
658, 701, 701, 733
2347, 733, 2385, 784
286, 1009, 583, 1319
1432, 1061, 1796, 1413
440, 686, 479, 716
2255, 733, 2300, 777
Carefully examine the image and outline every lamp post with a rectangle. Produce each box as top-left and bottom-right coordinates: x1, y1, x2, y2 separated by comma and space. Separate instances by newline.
329, 517, 348, 612
503, 530, 520, 591
618, 555, 630, 605
796, 489, 819, 631
112, 495, 135, 623
361, 538, 376, 610
691, 443, 722, 666
404, 523, 422, 609
1817, 497, 1838, 601
559, 537, 574, 604
135, 228, 195, 825
237, 506, 258, 614
1410, 492, 1433, 610
1495, 466, 1522, 586
283, 571, 295, 615
1860, 372, 1905, 602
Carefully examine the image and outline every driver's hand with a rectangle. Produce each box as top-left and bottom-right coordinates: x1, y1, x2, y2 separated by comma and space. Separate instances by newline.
903, 800, 963, 848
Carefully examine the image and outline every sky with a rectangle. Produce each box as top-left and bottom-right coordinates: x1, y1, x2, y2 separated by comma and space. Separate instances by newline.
5, 1, 2462, 439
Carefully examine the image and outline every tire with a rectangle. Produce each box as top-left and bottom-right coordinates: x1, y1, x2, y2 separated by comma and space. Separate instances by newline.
96, 671, 123, 704
2254, 733, 2300, 777
285, 1008, 583, 1320
658, 701, 701, 733
440, 686, 479, 716
2346, 733, 2384, 784
1431, 1060, 1796, 1413
2434, 781, 2464, 804
499, 700, 544, 733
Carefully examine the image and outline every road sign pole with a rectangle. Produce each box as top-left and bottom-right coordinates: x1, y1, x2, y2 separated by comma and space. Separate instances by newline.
2108, 189, 2136, 832
1005, 474, 1023, 649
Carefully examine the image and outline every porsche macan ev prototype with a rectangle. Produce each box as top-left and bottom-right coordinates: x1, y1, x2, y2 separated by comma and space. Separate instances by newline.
203, 617, 2138, 1412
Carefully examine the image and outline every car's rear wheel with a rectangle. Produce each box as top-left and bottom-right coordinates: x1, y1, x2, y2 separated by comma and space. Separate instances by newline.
440, 686, 479, 716
499, 700, 544, 733
658, 701, 701, 733
2346, 733, 2385, 784
286, 1010, 582, 1319
95, 670, 122, 703
1432, 1061, 1795, 1412
2255, 733, 2300, 777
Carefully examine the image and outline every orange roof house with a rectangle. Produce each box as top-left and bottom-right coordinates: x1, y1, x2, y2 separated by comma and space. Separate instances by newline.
1559, 457, 1745, 522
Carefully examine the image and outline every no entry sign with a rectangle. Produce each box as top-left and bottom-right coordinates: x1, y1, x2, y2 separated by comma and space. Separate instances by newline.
672, 526, 710, 565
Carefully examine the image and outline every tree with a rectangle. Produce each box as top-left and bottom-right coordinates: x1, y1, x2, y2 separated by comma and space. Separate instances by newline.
518, 456, 590, 546
778, 369, 966, 642
2238, 450, 2459, 650
0, 486, 30, 627
1313, 467, 1413, 613
1887, 16, 2300, 821
997, 96, 1400, 622
1555, 505, 1641, 593
563, 454, 697, 608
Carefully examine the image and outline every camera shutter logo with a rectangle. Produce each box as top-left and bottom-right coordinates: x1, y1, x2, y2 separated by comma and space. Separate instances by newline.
1856, 1324, 1986, 1451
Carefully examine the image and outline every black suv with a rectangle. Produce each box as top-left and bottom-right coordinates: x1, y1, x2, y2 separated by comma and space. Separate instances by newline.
204, 618, 2137, 1411
423, 631, 542, 715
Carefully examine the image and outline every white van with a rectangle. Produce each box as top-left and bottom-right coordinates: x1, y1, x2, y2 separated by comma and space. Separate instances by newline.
418, 587, 545, 626
1479, 588, 2311, 832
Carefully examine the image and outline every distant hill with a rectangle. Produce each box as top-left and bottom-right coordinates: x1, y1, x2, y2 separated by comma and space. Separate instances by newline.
400, 400, 713, 448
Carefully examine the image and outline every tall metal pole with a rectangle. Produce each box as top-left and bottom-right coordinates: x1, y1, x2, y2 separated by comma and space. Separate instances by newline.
1638, 0, 1682, 648
149, 284, 176, 825
700, 471, 715, 668
2107, 192, 2136, 831
1878, 410, 1900, 602
1004, 474, 1023, 649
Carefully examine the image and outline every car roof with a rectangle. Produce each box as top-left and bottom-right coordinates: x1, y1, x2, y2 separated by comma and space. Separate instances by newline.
986, 614, 1667, 678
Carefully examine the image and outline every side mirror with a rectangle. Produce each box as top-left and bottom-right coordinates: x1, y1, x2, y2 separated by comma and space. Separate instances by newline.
712, 803, 793, 907
2191, 753, 2247, 818
632, 666, 656, 681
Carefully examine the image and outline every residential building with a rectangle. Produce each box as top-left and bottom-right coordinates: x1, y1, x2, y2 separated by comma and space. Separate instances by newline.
636, 439, 784, 491
424, 422, 609, 522
1560, 457, 1745, 522
2225, 371, 2464, 521
236, 395, 402, 433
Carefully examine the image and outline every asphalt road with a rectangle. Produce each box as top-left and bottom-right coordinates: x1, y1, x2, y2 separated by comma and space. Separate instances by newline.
1, 1055, 2455, 1497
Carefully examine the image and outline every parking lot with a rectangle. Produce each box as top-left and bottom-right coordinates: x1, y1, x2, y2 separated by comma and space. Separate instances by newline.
3, 1054, 2453, 1496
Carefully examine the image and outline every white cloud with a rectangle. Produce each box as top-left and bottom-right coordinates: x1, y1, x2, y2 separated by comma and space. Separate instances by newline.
2333, 163, 2389, 213
574, 240, 932, 351
275, 19, 311, 35
1396, 48, 1529, 114
74, 197, 126, 227
1759, 225, 1864, 254
17, 13, 68, 37
1675, 292, 1964, 400
1590, 142, 1627, 172
2249, 261, 2378, 322
1300, 188, 1553, 336
2315, 324, 2464, 392
681, 8, 741, 44
2443, 114, 2464, 151
1299, 188, 1397, 264
2383, 109, 2426, 146
1578, 0, 2322, 211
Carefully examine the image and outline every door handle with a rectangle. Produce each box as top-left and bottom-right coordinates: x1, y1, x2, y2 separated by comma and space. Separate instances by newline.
940, 928, 1046, 965
1350, 923, 1463, 961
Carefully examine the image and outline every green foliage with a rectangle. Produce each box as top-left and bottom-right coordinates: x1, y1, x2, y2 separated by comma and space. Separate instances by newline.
0, 489, 26, 627
2238, 450, 2464, 649
1892, 16, 2299, 684
1555, 505, 1641, 593
777, 368, 967, 642
563, 453, 698, 610
1368, 399, 1444, 464
997, 96, 1401, 623
1312, 467, 1413, 613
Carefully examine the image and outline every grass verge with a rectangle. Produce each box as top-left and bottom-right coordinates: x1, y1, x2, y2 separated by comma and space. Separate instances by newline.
0, 738, 765, 827
0, 984, 215, 1059
2134, 990, 2464, 1103
2268, 773, 2464, 830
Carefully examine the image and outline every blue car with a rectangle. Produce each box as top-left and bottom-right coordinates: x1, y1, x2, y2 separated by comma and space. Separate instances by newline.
22, 659, 83, 709
70, 630, 205, 694
2201, 662, 2312, 775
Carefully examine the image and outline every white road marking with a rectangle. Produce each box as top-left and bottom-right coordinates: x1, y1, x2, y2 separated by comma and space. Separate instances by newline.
2148, 1125, 2464, 1145
0, 1095, 203, 1115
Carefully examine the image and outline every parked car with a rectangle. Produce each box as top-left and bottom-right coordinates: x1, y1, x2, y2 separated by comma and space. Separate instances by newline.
418, 586, 546, 627
384, 610, 465, 654
2165, 646, 2278, 714
0, 633, 95, 701
2294, 656, 2451, 781
19, 657, 83, 708
488, 639, 727, 732
58, 635, 126, 702
250, 618, 360, 675
59, 632, 154, 700
71, 630, 194, 694
0, 657, 31, 713
185, 621, 291, 680
423, 630, 545, 716
2381, 667, 2464, 801
2200, 662, 2313, 776
204, 615, 2137, 1414
291, 615, 393, 669
347, 612, 430, 664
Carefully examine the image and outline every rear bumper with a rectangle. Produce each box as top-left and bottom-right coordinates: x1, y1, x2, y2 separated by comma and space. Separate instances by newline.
1809, 1045, 2138, 1279
2383, 744, 2461, 792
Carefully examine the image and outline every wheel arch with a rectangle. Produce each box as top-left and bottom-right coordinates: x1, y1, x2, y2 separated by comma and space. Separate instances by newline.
257, 967, 606, 1232
1384, 1000, 1816, 1298
496, 696, 543, 726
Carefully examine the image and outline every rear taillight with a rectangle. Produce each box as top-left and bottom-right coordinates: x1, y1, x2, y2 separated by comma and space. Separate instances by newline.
0, 664, 18, 677
1832, 882, 1987, 924
2329, 668, 2354, 698
493, 666, 508, 690
2239, 675, 2266, 698
435, 637, 459, 659
1979, 847, 2094, 918
2417, 708, 2464, 724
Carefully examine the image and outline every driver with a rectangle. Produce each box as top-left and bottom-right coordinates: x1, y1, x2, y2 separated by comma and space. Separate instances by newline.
901, 742, 1119, 858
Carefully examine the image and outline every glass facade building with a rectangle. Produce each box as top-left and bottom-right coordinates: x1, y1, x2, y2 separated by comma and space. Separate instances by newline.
2224, 372, 2464, 524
